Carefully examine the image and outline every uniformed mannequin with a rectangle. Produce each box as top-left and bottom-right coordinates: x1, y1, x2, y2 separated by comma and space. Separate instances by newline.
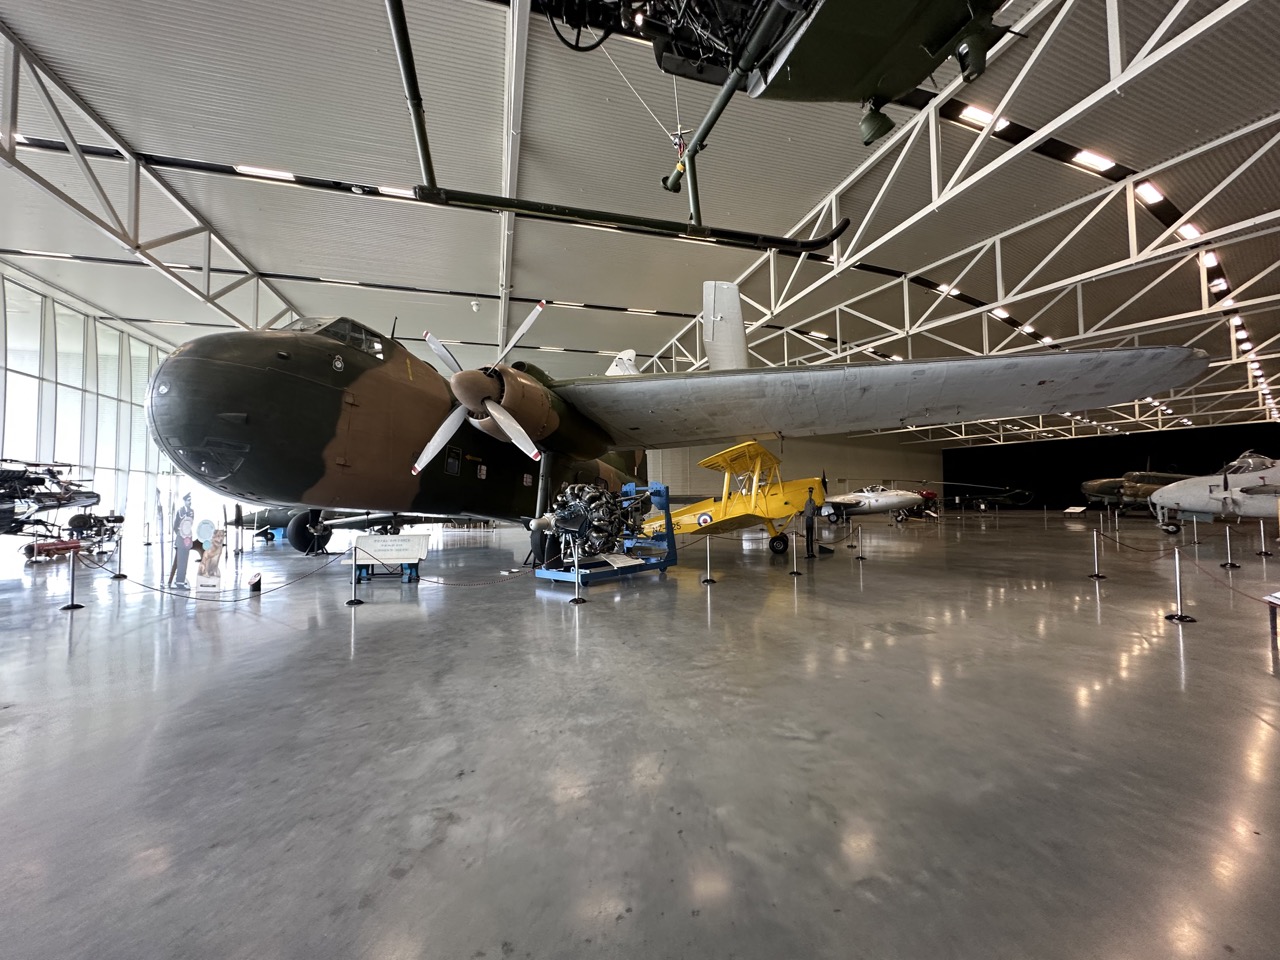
803, 487, 817, 558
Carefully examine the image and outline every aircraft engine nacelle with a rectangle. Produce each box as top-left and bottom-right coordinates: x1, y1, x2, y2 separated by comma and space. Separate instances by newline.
471, 361, 613, 461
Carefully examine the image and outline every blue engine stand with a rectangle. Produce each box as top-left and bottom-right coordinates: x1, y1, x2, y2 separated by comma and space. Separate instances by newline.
534, 482, 677, 585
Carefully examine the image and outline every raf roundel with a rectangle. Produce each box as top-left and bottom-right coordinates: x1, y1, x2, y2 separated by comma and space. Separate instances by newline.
697, 512, 713, 526
332, 355, 344, 372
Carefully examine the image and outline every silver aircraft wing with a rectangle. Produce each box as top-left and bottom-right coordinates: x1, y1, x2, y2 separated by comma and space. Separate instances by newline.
553, 347, 1208, 449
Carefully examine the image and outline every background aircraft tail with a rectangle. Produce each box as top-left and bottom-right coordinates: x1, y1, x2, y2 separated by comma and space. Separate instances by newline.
702, 281, 749, 371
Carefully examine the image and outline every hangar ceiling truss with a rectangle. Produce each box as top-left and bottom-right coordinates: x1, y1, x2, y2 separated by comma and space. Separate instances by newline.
641, 0, 1279, 442
0, 21, 297, 331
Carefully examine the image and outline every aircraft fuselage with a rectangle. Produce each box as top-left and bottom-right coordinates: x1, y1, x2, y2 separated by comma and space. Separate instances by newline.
147, 326, 635, 521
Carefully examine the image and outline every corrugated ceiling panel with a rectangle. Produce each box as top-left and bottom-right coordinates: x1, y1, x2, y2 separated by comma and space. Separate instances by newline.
154, 168, 500, 293
960, 1, 1111, 135
518, 19, 867, 236
1213, 238, 1280, 304
0, 160, 134, 260
1060, 2, 1280, 174
509, 218, 756, 314
1, 0, 505, 192
1152, 128, 1280, 238
0, 256, 246, 326
13, 148, 225, 267
865, 149, 1103, 274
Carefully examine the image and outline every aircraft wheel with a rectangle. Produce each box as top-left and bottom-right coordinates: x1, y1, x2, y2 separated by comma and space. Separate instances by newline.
1160, 523, 1181, 535
286, 511, 333, 554
826, 513, 841, 525
768, 534, 789, 554
264, 531, 276, 542
23, 543, 35, 560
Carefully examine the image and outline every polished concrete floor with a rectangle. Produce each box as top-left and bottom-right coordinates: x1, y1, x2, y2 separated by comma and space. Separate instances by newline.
1, 513, 1278, 959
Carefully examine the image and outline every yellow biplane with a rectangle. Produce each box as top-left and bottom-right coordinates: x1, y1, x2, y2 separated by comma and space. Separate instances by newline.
644, 440, 823, 554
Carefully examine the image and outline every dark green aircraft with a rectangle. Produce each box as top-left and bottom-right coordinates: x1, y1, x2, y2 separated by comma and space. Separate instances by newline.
146, 294, 1210, 556
545, 0, 1011, 147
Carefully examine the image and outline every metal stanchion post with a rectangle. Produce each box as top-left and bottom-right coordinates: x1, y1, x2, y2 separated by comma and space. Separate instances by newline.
790, 531, 802, 576
570, 539, 586, 604
855, 523, 866, 561
1257, 518, 1273, 557
346, 545, 364, 606
1165, 548, 1196, 622
1190, 517, 1200, 545
61, 548, 84, 611
111, 533, 127, 580
143, 521, 151, 546
701, 536, 716, 585
1089, 528, 1107, 580
1222, 526, 1240, 569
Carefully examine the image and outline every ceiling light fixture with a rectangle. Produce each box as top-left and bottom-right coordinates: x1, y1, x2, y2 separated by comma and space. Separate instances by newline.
378, 185, 416, 198
1135, 181, 1164, 204
1073, 150, 1115, 172
958, 105, 1010, 131
1210, 278, 1229, 292
1176, 223, 1202, 240
234, 164, 296, 181
1240, 341, 1254, 351
991, 307, 1010, 319
1231, 315, 1244, 326
1202, 252, 1219, 268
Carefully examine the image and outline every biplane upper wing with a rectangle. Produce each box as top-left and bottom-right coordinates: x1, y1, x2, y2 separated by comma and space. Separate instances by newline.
696, 440, 780, 474
553, 347, 1208, 449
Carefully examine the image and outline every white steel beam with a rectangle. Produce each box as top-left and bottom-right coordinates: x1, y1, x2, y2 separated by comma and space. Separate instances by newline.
0, 19, 298, 331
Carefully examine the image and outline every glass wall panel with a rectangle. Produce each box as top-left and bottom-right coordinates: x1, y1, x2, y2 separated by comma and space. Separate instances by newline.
96, 326, 120, 398
54, 385, 83, 465
4, 280, 43, 376
3, 371, 40, 461
129, 338, 149, 405
129, 404, 147, 466
55, 305, 85, 387
97, 396, 118, 469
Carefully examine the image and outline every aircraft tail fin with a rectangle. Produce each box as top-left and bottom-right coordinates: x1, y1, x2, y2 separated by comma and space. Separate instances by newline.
702, 281, 749, 371
606, 349, 639, 376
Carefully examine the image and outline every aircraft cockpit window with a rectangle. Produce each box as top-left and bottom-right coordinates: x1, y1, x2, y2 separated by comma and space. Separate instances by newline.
1226, 456, 1273, 474
283, 317, 384, 360
284, 317, 334, 334
346, 321, 385, 360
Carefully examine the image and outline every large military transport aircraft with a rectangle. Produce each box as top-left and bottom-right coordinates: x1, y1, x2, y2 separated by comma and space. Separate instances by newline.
146, 306, 1207, 549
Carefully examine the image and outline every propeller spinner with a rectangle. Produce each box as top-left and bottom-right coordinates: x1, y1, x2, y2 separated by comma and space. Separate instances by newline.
411, 300, 547, 475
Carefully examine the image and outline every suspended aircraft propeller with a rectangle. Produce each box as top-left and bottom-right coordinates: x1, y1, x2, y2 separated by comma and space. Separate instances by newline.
411, 300, 548, 475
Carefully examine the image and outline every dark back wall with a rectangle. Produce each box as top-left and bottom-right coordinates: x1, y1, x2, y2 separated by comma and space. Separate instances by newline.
941, 423, 1280, 510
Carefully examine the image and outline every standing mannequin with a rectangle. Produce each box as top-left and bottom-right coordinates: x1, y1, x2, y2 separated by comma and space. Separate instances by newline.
170, 493, 194, 587
803, 487, 817, 559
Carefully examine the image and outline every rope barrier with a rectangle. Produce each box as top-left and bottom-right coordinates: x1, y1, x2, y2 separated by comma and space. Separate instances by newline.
1182, 552, 1277, 605
75, 541, 535, 601
1095, 531, 1174, 562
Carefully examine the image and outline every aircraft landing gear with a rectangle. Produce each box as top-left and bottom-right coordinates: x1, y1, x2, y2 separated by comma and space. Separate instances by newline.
769, 534, 790, 554
287, 510, 333, 554
1160, 522, 1181, 535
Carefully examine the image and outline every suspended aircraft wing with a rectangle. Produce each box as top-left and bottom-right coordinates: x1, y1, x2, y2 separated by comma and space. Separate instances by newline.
553, 347, 1208, 449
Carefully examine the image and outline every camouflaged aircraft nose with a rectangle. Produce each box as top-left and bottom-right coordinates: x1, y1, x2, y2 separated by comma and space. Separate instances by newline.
147, 331, 347, 504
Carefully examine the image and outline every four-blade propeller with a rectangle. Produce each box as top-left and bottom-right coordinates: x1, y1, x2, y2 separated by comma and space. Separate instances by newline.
411, 300, 547, 475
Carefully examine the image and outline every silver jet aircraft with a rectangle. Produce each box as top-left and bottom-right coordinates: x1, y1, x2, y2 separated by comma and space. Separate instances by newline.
1150, 452, 1280, 532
